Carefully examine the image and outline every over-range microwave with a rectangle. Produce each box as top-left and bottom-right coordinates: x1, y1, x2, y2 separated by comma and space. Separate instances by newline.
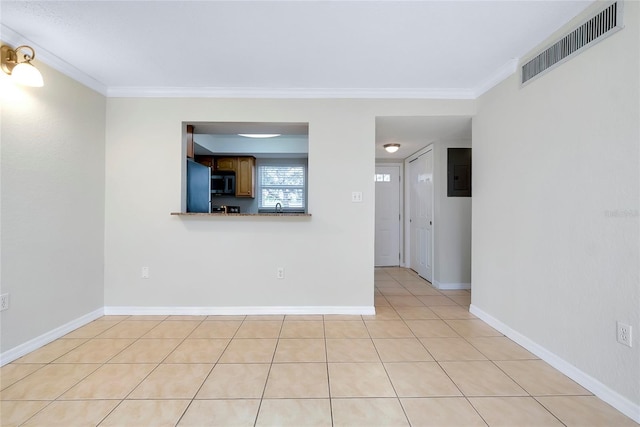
211, 172, 235, 195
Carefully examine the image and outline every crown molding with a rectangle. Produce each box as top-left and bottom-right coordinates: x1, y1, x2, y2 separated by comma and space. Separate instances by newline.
106, 86, 477, 99
472, 58, 519, 98
1, 25, 108, 95
3, 23, 512, 100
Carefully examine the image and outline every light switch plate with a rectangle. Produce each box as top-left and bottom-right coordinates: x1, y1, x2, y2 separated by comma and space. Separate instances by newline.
352, 191, 363, 203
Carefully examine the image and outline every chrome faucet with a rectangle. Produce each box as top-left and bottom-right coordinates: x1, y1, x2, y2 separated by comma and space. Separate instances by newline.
275, 202, 283, 213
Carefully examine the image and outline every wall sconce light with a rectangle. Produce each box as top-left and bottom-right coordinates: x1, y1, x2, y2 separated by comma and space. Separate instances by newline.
1, 45, 44, 87
384, 143, 400, 153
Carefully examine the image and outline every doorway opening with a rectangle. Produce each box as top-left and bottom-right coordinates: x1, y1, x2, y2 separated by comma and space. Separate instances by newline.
375, 116, 472, 290
374, 164, 402, 267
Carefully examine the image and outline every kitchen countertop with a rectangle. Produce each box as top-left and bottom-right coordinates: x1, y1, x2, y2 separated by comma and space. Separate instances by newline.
171, 212, 311, 217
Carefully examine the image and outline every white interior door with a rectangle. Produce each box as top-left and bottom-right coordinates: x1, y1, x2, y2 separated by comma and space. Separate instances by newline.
409, 150, 433, 281
375, 165, 400, 266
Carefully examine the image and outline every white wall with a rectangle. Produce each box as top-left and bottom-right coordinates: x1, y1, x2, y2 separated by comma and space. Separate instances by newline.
104, 99, 474, 311
0, 60, 106, 353
472, 0, 639, 411
433, 140, 472, 288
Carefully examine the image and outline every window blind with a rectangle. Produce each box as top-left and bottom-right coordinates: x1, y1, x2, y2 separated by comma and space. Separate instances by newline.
258, 164, 306, 210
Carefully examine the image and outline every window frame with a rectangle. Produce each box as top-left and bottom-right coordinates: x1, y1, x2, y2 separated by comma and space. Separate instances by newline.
257, 158, 308, 213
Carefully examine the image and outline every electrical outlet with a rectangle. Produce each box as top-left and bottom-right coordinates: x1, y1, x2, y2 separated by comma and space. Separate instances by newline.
276, 267, 285, 279
141, 267, 149, 279
617, 322, 632, 347
351, 191, 363, 203
0, 294, 9, 311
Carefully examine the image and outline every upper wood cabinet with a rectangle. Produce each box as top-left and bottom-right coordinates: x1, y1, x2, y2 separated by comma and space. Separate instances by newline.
200, 156, 255, 198
216, 157, 237, 171
186, 125, 194, 159
236, 157, 256, 198
194, 155, 214, 168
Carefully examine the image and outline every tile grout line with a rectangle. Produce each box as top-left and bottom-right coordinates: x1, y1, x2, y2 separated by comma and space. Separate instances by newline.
50, 316, 135, 427
252, 316, 285, 427
378, 277, 487, 427
531, 396, 571, 427
385, 275, 567, 427
172, 315, 245, 424
5, 269, 628, 425
365, 304, 413, 426
109, 316, 244, 425
483, 353, 591, 424
376, 274, 460, 425
22, 317, 131, 426
94, 316, 207, 426
181, 315, 249, 423
152, 316, 213, 427
323, 316, 334, 427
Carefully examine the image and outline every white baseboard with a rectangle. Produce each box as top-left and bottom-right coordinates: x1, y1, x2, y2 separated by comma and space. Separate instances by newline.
469, 304, 640, 424
0, 307, 104, 366
104, 306, 376, 316
434, 281, 471, 290
0, 305, 372, 366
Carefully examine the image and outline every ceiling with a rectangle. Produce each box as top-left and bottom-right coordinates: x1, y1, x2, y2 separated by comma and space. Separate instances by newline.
191, 122, 308, 136
376, 116, 472, 159
191, 122, 309, 157
1, 0, 593, 158
2, 0, 593, 97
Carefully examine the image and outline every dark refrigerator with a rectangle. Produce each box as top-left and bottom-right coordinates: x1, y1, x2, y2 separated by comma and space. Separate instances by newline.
187, 159, 211, 213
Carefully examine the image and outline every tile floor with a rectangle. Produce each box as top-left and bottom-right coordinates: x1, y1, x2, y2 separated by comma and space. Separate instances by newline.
1, 267, 637, 426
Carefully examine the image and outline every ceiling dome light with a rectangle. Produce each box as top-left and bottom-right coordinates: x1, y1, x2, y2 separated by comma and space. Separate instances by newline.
238, 134, 281, 138
384, 143, 400, 153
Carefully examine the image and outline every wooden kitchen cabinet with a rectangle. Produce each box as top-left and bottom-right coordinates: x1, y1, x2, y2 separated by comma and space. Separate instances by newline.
216, 157, 236, 171
186, 125, 194, 159
194, 155, 214, 168
236, 156, 255, 198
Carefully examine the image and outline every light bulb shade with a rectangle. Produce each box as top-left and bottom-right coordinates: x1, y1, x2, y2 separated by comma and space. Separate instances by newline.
384, 144, 400, 153
11, 62, 44, 87
238, 134, 281, 138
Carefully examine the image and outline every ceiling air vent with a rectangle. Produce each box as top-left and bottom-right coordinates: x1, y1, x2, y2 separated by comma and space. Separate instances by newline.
521, 1, 623, 85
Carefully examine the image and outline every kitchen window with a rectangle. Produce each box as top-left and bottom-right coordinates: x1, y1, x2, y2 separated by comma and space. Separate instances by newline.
258, 159, 307, 212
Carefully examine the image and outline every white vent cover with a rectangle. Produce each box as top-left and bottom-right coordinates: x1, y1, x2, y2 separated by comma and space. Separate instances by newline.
521, 2, 623, 85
